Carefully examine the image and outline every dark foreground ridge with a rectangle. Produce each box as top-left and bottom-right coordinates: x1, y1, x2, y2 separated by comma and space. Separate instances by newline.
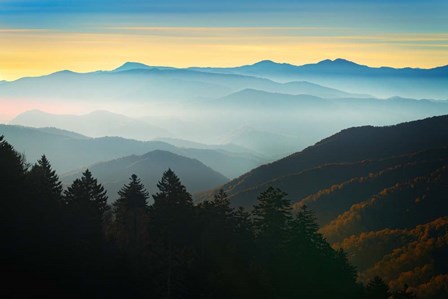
0, 134, 420, 298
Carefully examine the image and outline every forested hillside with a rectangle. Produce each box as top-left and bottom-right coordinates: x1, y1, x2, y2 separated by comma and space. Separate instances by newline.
198, 115, 448, 297
1, 135, 417, 298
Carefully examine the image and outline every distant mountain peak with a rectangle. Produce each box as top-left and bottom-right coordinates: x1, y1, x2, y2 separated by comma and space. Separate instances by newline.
16, 109, 49, 116
251, 60, 297, 68
334, 58, 355, 64
317, 58, 359, 66
49, 69, 78, 76
114, 61, 152, 72
253, 60, 277, 65
141, 149, 181, 159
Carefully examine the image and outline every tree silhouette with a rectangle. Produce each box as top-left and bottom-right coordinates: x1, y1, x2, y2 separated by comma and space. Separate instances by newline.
112, 174, 150, 255
150, 169, 195, 299
252, 187, 292, 297
28, 154, 63, 205
196, 189, 255, 298
65, 169, 109, 219
64, 169, 109, 258
0, 136, 28, 271
291, 204, 330, 252
26, 155, 66, 248
253, 186, 292, 248
286, 205, 358, 298
0, 137, 404, 299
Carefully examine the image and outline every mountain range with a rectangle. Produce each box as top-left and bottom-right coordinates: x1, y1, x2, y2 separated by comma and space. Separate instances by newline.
2, 58, 448, 160
198, 115, 448, 205
1, 59, 447, 120
8, 88, 448, 158
0, 124, 264, 179
189, 59, 448, 99
61, 150, 229, 198
0, 62, 363, 104
9, 109, 168, 140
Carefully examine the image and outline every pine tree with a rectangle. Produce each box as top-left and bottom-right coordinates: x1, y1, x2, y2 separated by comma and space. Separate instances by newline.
112, 174, 150, 254
252, 187, 292, 297
0, 135, 26, 182
0, 136, 28, 260
196, 190, 232, 297
197, 189, 234, 253
252, 186, 292, 246
150, 169, 195, 299
213, 189, 231, 211
28, 155, 63, 205
24, 154, 69, 282
26, 155, 64, 237
65, 169, 109, 219
291, 204, 330, 253
151, 168, 195, 248
153, 168, 193, 208
287, 205, 358, 299
64, 169, 109, 257
0, 135, 27, 212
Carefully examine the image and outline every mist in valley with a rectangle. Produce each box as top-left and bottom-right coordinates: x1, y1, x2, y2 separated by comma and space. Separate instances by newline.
2, 60, 448, 174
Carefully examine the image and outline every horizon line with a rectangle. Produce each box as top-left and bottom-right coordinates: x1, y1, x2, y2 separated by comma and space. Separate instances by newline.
2, 57, 447, 82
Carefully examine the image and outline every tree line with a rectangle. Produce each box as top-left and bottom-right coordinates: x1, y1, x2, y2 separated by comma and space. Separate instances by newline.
0, 136, 416, 299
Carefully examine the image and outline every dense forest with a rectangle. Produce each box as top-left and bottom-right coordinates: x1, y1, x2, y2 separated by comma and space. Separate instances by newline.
1, 135, 419, 298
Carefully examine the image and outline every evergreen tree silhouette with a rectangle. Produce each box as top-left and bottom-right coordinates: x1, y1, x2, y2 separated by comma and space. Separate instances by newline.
196, 189, 252, 298
287, 205, 358, 299
291, 204, 330, 253
212, 189, 232, 212
112, 174, 150, 255
64, 169, 109, 259
150, 169, 195, 299
252, 186, 292, 298
28, 154, 63, 205
26, 155, 66, 265
0, 135, 27, 218
0, 136, 28, 266
65, 169, 109, 219
0, 137, 391, 299
153, 168, 193, 208
253, 186, 292, 249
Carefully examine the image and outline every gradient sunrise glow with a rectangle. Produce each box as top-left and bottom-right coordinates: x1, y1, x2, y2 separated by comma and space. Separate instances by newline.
0, 0, 447, 81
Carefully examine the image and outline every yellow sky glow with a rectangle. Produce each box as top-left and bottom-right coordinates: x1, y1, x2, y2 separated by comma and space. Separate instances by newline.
0, 29, 447, 81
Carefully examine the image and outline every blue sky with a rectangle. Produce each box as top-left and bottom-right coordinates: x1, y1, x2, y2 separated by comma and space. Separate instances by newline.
1, 0, 447, 31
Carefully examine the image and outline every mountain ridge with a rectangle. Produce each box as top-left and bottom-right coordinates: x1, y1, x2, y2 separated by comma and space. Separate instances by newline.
61, 149, 229, 197
199, 115, 448, 204
0, 124, 264, 178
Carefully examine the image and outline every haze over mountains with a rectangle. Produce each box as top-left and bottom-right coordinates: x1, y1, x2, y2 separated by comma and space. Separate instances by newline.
10, 109, 168, 140
190, 59, 448, 99
203, 115, 448, 205
61, 150, 229, 197
0, 124, 264, 179
3, 59, 448, 159
197, 115, 448, 296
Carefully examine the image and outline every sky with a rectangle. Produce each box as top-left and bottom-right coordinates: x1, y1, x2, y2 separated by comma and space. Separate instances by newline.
0, 0, 447, 80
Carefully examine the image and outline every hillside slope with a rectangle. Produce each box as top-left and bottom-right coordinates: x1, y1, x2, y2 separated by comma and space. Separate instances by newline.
0, 124, 263, 178
62, 150, 229, 197
204, 115, 448, 205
